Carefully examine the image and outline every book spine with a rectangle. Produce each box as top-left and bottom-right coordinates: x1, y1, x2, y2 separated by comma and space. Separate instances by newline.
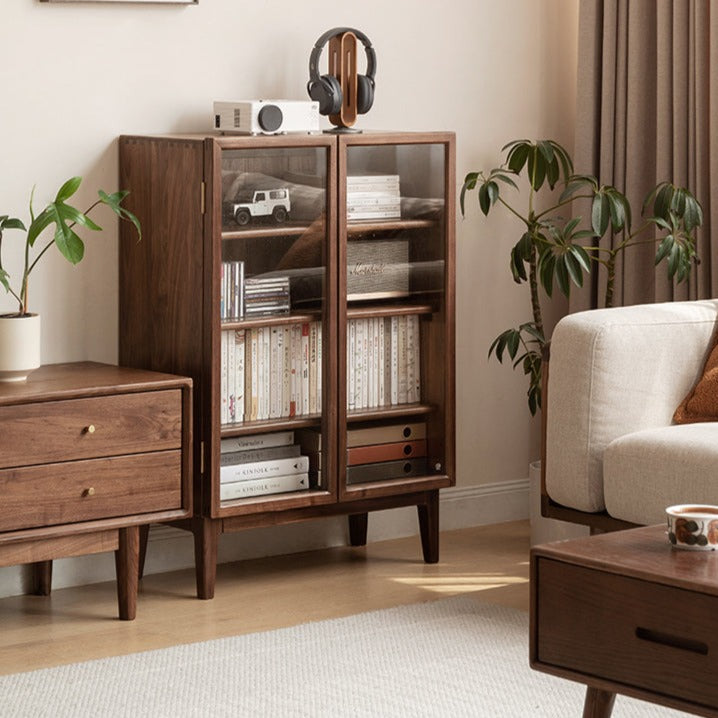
220, 455, 310, 483
316, 322, 322, 413
220, 473, 309, 501
220, 444, 300, 466
220, 430, 294, 453
347, 208, 401, 221
378, 317, 385, 406
261, 326, 271, 420
346, 439, 427, 466
221, 330, 229, 424
397, 315, 408, 404
234, 329, 245, 422
301, 322, 310, 416
367, 318, 374, 409
309, 321, 318, 414
290, 323, 300, 417
250, 328, 259, 421
412, 314, 421, 403
282, 325, 291, 418
390, 316, 399, 405
269, 326, 281, 419
227, 328, 236, 422
348, 319, 355, 411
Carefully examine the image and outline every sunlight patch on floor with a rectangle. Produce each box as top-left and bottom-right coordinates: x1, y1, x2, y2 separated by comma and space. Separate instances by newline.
392, 574, 528, 594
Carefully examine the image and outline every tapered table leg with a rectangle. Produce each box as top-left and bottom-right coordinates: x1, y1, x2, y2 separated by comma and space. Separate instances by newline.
194, 518, 219, 600
417, 490, 440, 563
115, 526, 140, 620
582, 688, 615, 718
348, 513, 368, 546
138, 524, 150, 580
30, 560, 53, 596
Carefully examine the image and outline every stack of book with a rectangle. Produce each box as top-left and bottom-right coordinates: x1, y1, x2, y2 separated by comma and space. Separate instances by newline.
297, 422, 428, 486
244, 275, 290, 317
221, 321, 322, 425
221, 261, 245, 321
346, 314, 420, 411
346, 174, 401, 221
220, 431, 311, 500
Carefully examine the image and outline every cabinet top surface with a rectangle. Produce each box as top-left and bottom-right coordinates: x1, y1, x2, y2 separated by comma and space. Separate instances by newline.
0, 362, 191, 404
120, 130, 455, 145
532, 524, 718, 596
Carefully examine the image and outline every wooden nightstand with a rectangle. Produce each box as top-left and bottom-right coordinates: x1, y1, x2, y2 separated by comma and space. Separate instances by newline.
0, 362, 192, 620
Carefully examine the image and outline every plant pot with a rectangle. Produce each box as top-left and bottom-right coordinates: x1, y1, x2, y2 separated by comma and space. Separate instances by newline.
0, 313, 41, 382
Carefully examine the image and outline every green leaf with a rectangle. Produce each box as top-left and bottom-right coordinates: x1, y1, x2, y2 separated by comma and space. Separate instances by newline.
55, 176, 82, 203
507, 143, 530, 174
486, 181, 499, 206
549, 140, 574, 180
591, 193, 610, 236
99, 189, 142, 240
53, 220, 85, 264
555, 256, 570, 295
0, 217, 25, 231
510, 243, 528, 282
26, 206, 54, 247
0, 267, 10, 294
653, 183, 673, 220
570, 244, 592, 273
492, 172, 519, 190
526, 147, 547, 191
607, 192, 625, 232
58, 203, 102, 232
506, 330, 521, 359
478, 183, 491, 215
564, 252, 584, 288
667, 242, 681, 277
655, 235, 674, 265
538, 251, 556, 297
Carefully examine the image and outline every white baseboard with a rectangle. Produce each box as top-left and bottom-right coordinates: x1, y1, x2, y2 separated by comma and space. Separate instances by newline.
0, 480, 529, 599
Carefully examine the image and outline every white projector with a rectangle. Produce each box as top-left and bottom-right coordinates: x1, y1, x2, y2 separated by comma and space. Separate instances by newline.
213, 100, 320, 135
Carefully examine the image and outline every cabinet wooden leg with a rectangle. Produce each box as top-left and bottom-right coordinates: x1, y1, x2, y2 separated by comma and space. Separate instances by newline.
582, 687, 615, 718
348, 513, 368, 546
115, 526, 140, 621
138, 524, 150, 580
417, 490, 440, 563
194, 519, 219, 600
30, 561, 53, 596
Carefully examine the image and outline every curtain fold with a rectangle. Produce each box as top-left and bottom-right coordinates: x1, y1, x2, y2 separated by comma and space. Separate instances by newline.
572, 0, 717, 311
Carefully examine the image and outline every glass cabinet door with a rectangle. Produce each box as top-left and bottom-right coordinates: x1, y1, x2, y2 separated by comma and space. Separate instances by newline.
338, 135, 455, 499
212, 138, 336, 513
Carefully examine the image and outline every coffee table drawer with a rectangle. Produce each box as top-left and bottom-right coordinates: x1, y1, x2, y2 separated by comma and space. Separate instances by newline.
0, 390, 182, 469
536, 557, 718, 707
0, 451, 182, 531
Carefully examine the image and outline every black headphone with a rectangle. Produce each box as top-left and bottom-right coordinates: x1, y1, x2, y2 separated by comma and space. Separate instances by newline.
307, 27, 376, 116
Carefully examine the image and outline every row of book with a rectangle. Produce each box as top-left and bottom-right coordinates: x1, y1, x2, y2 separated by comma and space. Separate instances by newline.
220, 322, 322, 425
346, 174, 401, 221
347, 315, 421, 411
221, 261, 291, 321
219, 430, 310, 500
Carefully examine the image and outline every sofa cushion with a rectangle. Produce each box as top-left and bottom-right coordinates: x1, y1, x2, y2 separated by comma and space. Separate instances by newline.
674, 331, 718, 423
604, 423, 718, 525
546, 300, 718, 514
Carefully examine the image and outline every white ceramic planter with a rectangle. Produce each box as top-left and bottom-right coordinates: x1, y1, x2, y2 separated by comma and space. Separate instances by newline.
0, 313, 41, 382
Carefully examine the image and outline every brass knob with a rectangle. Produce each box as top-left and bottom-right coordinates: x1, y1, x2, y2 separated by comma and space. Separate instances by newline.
82, 487, 95, 497
84, 424, 96, 434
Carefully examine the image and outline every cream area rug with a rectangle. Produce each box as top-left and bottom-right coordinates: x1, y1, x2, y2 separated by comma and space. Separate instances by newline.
1, 596, 691, 717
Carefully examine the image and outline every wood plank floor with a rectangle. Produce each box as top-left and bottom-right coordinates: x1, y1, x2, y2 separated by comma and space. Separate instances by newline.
0, 520, 529, 676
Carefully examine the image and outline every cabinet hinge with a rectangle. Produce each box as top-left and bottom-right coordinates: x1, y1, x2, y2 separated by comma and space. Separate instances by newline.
200, 181, 206, 215
200, 440, 206, 474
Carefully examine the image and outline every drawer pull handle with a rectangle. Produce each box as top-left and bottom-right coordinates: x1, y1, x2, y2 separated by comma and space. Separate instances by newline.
636, 627, 708, 655
84, 424, 96, 434
82, 487, 96, 498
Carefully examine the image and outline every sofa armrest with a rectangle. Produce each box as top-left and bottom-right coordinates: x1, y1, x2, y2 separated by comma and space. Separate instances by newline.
545, 300, 718, 513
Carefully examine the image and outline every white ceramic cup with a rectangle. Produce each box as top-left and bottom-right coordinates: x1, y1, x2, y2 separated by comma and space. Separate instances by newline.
666, 504, 718, 550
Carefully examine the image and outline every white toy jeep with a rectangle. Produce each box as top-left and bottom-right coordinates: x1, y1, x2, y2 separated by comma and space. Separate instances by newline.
232, 188, 291, 226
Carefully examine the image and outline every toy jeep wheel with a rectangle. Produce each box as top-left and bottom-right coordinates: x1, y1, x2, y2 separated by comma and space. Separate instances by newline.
272, 206, 288, 223
235, 208, 251, 226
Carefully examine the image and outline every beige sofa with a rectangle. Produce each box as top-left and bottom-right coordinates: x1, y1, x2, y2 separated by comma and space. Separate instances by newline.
543, 299, 718, 531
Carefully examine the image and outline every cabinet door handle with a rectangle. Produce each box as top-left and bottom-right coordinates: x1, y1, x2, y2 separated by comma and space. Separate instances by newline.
82, 487, 96, 498
84, 424, 96, 434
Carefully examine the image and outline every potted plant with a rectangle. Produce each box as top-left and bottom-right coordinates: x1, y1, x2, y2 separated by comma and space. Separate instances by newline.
461, 139, 703, 414
0, 177, 140, 381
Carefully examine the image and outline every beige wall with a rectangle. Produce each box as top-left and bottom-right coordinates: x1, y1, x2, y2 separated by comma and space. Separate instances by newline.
0, 0, 578, 491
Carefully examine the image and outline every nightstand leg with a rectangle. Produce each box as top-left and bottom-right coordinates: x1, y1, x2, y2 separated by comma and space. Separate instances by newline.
582, 687, 615, 718
194, 518, 219, 600
417, 490, 440, 563
31, 561, 53, 596
115, 526, 140, 620
138, 524, 150, 580
348, 513, 368, 546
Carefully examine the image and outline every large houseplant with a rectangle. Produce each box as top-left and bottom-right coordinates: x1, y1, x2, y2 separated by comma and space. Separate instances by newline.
461, 139, 703, 414
0, 177, 140, 381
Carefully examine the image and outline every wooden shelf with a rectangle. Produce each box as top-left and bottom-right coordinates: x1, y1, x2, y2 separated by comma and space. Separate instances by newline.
221, 224, 312, 240
221, 415, 321, 437
347, 403, 435, 423
220, 310, 322, 330
347, 218, 435, 234
346, 304, 434, 320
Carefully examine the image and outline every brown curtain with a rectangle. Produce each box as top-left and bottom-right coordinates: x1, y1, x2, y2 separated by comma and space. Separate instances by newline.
572, 0, 718, 311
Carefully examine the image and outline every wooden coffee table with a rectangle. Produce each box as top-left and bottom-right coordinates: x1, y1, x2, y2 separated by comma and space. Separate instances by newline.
530, 525, 718, 717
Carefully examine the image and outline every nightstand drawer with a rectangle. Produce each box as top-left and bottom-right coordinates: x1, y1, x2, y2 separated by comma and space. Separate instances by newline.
0, 450, 182, 531
536, 558, 718, 706
0, 390, 182, 469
